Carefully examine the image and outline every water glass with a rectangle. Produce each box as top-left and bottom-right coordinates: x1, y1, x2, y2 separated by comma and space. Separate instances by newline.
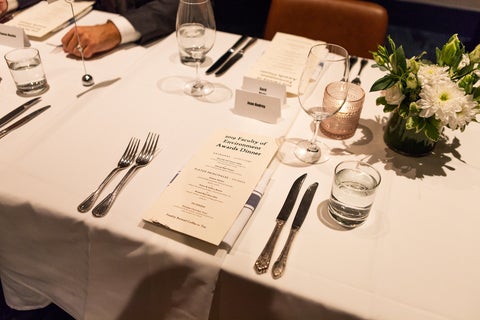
4, 47, 49, 97
320, 82, 365, 139
328, 160, 381, 228
179, 49, 205, 66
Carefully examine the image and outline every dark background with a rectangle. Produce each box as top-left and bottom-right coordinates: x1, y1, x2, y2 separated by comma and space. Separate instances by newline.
212, 0, 480, 60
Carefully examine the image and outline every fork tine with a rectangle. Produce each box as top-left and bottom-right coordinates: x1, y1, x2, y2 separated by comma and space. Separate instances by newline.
148, 133, 159, 156
127, 138, 140, 161
139, 133, 152, 156
122, 137, 136, 158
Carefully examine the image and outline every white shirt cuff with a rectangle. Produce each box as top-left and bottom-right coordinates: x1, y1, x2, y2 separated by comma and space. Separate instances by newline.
7, 0, 19, 12
108, 16, 141, 45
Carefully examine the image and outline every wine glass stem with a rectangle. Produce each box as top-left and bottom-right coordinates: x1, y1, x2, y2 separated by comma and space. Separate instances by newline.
309, 120, 320, 152
194, 61, 200, 86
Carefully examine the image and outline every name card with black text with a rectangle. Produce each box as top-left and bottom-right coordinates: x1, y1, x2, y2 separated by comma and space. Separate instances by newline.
233, 77, 285, 123
0, 24, 30, 47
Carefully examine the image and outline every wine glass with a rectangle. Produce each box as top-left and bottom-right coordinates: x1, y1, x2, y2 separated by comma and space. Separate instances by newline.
295, 43, 349, 164
176, 0, 216, 97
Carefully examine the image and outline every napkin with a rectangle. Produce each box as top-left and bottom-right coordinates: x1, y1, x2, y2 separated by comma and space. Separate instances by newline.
221, 168, 273, 249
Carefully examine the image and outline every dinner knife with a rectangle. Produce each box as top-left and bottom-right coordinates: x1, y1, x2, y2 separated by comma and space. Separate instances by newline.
0, 105, 51, 140
205, 35, 248, 75
0, 97, 41, 129
272, 182, 318, 279
254, 173, 307, 274
214, 37, 257, 76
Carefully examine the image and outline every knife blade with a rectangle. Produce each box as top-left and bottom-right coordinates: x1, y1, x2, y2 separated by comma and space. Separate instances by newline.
0, 105, 51, 140
214, 37, 257, 76
205, 35, 248, 75
0, 97, 41, 129
272, 182, 318, 279
254, 173, 307, 274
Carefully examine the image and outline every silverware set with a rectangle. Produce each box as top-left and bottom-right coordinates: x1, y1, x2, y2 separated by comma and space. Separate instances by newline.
78, 132, 159, 217
349, 56, 368, 85
0, 97, 51, 140
206, 35, 257, 76
254, 173, 318, 279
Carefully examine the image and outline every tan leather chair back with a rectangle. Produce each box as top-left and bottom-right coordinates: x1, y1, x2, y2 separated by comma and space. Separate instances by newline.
263, 0, 388, 58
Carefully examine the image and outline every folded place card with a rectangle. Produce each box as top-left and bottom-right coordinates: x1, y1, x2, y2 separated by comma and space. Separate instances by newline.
0, 24, 30, 47
233, 89, 281, 123
144, 129, 278, 246
242, 76, 286, 103
232, 77, 285, 123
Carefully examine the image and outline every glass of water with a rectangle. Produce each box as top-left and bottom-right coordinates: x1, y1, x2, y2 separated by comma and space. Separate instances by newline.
176, 0, 216, 97
328, 160, 381, 228
4, 47, 49, 97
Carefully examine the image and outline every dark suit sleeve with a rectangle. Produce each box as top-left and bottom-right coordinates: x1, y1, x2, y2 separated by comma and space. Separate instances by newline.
122, 0, 179, 44
17, 0, 40, 9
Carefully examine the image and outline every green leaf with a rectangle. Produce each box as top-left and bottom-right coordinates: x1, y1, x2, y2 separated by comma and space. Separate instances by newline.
405, 116, 415, 130
424, 119, 441, 142
383, 104, 397, 113
370, 75, 397, 91
393, 46, 407, 74
398, 101, 409, 117
376, 96, 387, 105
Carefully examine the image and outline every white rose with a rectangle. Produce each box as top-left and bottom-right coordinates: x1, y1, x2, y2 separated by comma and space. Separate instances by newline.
383, 83, 405, 106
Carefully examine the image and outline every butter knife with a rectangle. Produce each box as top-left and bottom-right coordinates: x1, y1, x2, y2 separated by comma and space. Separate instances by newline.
0, 105, 51, 140
254, 173, 307, 274
214, 37, 257, 76
0, 97, 41, 129
205, 35, 248, 75
272, 182, 318, 279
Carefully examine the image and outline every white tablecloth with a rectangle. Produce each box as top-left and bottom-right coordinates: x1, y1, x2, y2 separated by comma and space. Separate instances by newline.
1, 10, 480, 320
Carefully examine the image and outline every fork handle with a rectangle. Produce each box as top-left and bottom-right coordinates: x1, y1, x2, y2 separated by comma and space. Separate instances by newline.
356, 59, 368, 77
77, 167, 125, 213
91, 164, 142, 217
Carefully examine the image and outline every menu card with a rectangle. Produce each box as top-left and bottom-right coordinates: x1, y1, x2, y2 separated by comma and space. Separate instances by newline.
6, 0, 94, 39
144, 130, 278, 245
245, 32, 320, 95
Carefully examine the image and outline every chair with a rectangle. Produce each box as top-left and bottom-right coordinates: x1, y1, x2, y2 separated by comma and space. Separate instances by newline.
263, 0, 388, 58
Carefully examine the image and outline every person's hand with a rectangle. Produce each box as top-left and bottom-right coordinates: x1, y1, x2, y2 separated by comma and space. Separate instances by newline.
0, 0, 8, 16
61, 21, 121, 59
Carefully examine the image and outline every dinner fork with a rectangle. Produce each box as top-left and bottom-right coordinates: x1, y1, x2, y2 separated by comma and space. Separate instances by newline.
351, 58, 368, 85
77, 137, 139, 213
92, 132, 159, 217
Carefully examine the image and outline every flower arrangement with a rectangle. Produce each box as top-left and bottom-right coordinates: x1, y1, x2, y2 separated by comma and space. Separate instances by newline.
370, 34, 480, 142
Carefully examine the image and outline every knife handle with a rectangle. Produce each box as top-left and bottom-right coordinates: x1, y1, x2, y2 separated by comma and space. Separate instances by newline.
272, 227, 299, 279
254, 219, 285, 274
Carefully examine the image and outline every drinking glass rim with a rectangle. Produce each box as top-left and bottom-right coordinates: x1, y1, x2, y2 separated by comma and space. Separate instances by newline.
180, 0, 210, 4
4, 47, 39, 62
309, 43, 349, 63
334, 160, 382, 187
326, 81, 365, 103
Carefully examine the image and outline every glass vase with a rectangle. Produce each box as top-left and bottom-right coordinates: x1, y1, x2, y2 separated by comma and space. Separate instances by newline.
383, 112, 436, 157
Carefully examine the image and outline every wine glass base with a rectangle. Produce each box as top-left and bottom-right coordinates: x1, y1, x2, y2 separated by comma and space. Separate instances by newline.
185, 80, 214, 97
294, 139, 331, 164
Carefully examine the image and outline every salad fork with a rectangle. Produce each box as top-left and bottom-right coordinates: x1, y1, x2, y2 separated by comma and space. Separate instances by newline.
77, 137, 139, 213
92, 132, 159, 217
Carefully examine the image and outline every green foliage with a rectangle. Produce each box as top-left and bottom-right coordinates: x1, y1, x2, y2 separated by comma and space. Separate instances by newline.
369, 34, 480, 142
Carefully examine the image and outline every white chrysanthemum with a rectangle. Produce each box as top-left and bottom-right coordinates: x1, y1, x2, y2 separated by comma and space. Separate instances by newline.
417, 64, 450, 87
382, 82, 405, 106
417, 80, 478, 129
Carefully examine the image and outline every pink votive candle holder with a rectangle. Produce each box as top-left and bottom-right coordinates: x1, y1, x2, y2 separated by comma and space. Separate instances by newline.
320, 82, 365, 139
